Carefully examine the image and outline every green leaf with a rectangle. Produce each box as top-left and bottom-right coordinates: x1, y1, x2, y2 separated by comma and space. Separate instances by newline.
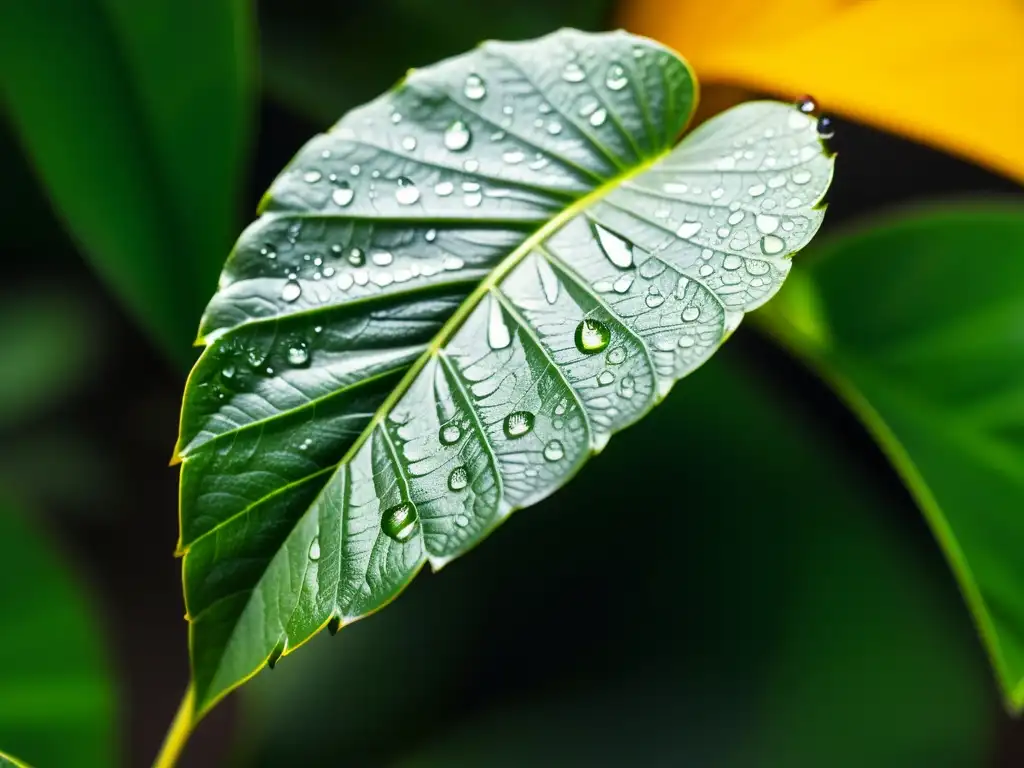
0, 290, 101, 429
0, 752, 31, 768
0, 500, 117, 767
177, 28, 833, 716
261, 0, 615, 124
759, 203, 1024, 710
0, 0, 254, 363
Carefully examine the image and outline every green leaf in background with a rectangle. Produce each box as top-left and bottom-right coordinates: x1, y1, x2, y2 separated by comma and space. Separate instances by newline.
176, 28, 833, 716
0, 752, 30, 768
0, 500, 117, 767
0, 0, 254, 364
237, 352, 993, 767
760, 203, 1024, 710
261, 0, 615, 123
0, 290, 101, 429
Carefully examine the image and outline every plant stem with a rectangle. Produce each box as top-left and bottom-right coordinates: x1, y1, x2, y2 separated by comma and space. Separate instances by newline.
153, 684, 195, 768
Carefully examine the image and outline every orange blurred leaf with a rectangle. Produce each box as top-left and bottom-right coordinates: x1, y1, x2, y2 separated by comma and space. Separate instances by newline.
620, 0, 1024, 182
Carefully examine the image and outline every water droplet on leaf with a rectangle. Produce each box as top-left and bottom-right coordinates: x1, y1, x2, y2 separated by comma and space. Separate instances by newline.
575, 319, 611, 354
444, 120, 471, 151
504, 411, 535, 438
464, 74, 487, 100
382, 501, 418, 542
395, 177, 420, 205
448, 466, 468, 491
543, 440, 564, 461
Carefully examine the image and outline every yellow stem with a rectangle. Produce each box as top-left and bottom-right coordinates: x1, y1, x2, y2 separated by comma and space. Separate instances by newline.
152, 684, 195, 768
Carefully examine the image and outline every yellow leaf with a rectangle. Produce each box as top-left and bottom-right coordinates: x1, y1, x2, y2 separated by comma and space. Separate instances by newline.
619, 0, 1024, 182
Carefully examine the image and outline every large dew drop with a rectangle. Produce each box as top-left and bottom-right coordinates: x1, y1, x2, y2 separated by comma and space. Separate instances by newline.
448, 466, 469, 492
444, 120, 471, 151
605, 64, 628, 90
439, 423, 462, 445
395, 177, 420, 205
381, 501, 418, 542
543, 440, 564, 462
503, 411, 535, 439
281, 280, 302, 303
487, 296, 511, 349
562, 62, 586, 82
308, 536, 320, 561
593, 223, 633, 268
287, 342, 310, 367
760, 235, 786, 255
332, 183, 354, 207
575, 318, 611, 354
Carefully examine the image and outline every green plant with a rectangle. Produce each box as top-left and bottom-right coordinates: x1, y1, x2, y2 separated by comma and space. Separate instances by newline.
166, 27, 832, 763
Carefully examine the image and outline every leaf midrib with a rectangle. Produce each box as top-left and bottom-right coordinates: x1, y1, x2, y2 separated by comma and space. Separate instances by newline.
325, 145, 675, 483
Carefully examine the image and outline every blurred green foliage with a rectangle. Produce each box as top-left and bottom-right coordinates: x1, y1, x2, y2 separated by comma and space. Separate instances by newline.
0, 499, 117, 767
761, 203, 1024, 708
0, 0, 255, 365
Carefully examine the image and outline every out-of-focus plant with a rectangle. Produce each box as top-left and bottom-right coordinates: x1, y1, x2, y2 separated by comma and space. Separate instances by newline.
0, 0, 255, 365
0, 499, 117, 768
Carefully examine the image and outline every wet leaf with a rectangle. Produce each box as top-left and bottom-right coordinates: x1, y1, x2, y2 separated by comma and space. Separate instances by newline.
759, 203, 1024, 710
176, 29, 833, 716
0, 500, 117, 767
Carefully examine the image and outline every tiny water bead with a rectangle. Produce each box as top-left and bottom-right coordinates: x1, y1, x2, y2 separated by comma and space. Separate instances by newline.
503, 411, 535, 439
543, 440, 565, 462
562, 61, 586, 82
401, 136, 417, 151
281, 280, 302, 303
287, 342, 310, 367
327, 616, 342, 636
502, 150, 525, 165
444, 120, 471, 151
816, 116, 835, 139
575, 319, 611, 354
676, 222, 701, 239
382, 501, 419, 542
435, 181, 454, 197
448, 466, 469, 491
605, 64, 628, 90
796, 95, 817, 114
348, 248, 365, 266
332, 183, 354, 207
464, 74, 487, 100
597, 370, 615, 386
395, 177, 420, 205
589, 108, 608, 127
371, 251, 394, 266
308, 537, 320, 561
440, 424, 462, 445
303, 170, 322, 183
682, 306, 700, 322
606, 346, 626, 365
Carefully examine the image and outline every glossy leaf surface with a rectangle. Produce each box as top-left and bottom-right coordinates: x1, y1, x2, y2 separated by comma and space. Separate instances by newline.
177, 29, 832, 715
760, 204, 1024, 709
0, 0, 254, 362
0, 501, 117, 767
